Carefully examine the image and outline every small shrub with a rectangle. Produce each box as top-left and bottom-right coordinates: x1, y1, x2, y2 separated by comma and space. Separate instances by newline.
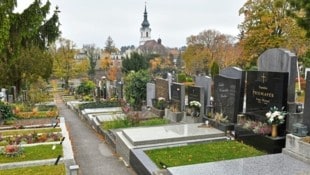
15, 110, 58, 119
79, 101, 121, 110
139, 118, 168, 126
0, 102, 16, 123
102, 117, 168, 130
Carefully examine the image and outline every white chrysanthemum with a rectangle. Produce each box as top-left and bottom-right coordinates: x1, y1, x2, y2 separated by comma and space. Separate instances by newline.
158, 97, 165, 101
266, 112, 271, 118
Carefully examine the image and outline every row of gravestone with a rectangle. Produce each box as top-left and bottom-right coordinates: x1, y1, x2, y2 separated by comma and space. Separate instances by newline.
0, 86, 18, 103
147, 48, 310, 133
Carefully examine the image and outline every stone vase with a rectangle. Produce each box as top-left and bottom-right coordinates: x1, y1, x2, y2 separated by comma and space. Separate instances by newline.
271, 124, 278, 137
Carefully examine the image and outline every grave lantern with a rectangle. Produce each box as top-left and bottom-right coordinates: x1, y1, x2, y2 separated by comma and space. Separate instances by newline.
207, 96, 214, 118
292, 123, 308, 137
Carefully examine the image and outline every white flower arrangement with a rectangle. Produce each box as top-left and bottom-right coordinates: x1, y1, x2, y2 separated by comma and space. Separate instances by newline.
158, 97, 165, 101
265, 106, 286, 125
189, 100, 201, 109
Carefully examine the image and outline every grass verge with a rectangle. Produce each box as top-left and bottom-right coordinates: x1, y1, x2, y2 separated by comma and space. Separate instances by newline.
145, 140, 265, 168
0, 144, 63, 163
0, 164, 66, 175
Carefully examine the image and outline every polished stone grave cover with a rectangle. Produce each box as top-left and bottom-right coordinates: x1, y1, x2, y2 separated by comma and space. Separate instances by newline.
115, 123, 227, 167
81, 107, 123, 115
122, 123, 225, 146
167, 153, 310, 175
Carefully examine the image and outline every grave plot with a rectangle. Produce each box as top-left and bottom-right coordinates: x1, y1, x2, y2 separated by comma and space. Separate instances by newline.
80, 107, 124, 128
235, 71, 288, 153
0, 117, 71, 174
115, 123, 227, 168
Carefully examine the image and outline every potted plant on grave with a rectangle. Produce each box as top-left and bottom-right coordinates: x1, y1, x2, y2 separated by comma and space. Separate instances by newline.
151, 97, 167, 117
265, 106, 286, 137
189, 100, 201, 117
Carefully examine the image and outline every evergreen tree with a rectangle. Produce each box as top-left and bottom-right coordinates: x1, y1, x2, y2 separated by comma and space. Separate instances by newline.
122, 52, 148, 74
0, 0, 60, 92
104, 36, 117, 54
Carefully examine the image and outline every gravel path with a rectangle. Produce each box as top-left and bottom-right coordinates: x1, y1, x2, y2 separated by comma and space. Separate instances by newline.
55, 95, 135, 175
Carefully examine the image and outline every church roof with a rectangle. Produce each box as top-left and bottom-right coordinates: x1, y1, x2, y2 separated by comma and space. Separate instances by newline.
138, 39, 168, 56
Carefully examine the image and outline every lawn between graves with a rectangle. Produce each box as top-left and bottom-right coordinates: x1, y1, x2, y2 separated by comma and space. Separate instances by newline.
145, 140, 266, 168
0, 144, 63, 163
0, 164, 66, 175
101, 117, 168, 130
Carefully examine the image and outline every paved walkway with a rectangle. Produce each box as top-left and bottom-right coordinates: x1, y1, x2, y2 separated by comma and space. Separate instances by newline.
55, 95, 135, 175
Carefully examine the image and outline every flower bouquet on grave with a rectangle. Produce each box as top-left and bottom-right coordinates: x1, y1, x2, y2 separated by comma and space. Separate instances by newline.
265, 106, 287, 137
265, 106, 286, 126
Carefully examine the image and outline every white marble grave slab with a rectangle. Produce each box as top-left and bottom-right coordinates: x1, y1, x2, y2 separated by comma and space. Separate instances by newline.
168, 154, 310, 175
81, 107, 122, 115
122, 123, 225, 146
66, 101, 88, 110
93, 113, 126, 123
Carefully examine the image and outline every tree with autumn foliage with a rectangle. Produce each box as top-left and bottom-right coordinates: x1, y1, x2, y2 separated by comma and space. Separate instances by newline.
287, 0, 310, 70
288, 0, 310, 38
183, 29, 239, 75
182, 44, 210, 75
238, 0, 309, 68
53, 38, 89, 89
83, 44, 101, 79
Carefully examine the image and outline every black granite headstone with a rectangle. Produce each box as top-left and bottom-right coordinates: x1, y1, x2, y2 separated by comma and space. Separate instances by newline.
214, 75, 241, 123
303, 71, 310, 131
170, 83, 185, 111
246, 71, 288, 114
188, 86, 204, 117
220, 67, 245, 113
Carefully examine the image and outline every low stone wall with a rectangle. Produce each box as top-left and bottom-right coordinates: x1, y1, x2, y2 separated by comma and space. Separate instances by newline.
164, 109, 185, 122
283, 134, 310, 164
130, 148, 162, 175
150, 107, 165, 117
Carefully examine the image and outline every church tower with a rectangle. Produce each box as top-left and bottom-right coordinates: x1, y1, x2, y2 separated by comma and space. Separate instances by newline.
139, 5, 151, 45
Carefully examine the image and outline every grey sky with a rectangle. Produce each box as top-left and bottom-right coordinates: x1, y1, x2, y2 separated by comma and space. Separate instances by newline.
17, 0, 246, 48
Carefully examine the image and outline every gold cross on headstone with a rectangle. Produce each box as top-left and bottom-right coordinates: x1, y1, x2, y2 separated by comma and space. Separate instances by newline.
261, 73, 267, 83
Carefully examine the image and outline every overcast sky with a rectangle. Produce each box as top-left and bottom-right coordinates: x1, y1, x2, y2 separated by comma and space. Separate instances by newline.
17, 0, 246, 49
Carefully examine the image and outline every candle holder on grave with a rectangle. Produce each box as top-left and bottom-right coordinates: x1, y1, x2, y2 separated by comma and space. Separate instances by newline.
206, 97, 214, 118
292, 123, 308, 137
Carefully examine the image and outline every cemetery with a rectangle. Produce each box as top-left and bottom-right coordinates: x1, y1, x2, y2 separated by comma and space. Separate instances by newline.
107, 48, 310, 174
1, 47, 310, 175
43, 48, 310, 174
5, 0, 310, 174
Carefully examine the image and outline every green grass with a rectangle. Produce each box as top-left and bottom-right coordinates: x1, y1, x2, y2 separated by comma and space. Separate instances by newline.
145, 140, 265, 168
0, 144, 63, 163
101, 118, 168, 130
0, 128, 61, 137
0, 164, 66, 175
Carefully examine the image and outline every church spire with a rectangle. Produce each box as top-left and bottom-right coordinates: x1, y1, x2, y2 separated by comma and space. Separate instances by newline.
141, 4, 150, 28
140, 3, 151, 45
